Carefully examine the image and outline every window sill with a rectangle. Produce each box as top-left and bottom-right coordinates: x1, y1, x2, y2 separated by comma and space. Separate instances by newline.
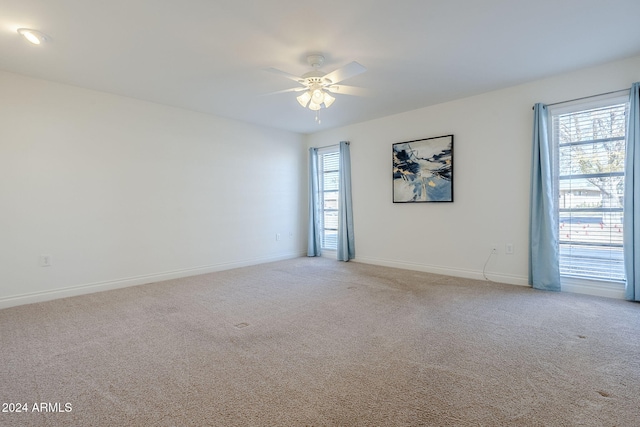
561, 276, 625, 299
320, 250, 336, 260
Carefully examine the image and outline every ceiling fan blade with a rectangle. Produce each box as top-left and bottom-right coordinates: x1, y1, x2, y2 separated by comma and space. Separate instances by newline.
264, 67, 304, 83
323, 61, 366, 85
260, 87, 307, 97
324, 85, 369, 97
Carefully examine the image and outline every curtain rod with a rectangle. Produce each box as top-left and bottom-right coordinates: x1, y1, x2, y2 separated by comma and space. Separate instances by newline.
532, 88, 629, 110
314, 141, 350, 149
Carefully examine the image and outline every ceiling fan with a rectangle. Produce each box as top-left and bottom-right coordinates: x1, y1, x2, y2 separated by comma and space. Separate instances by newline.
266, 54, 367, 116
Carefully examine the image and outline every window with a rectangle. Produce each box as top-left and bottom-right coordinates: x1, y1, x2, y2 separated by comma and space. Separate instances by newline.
550, 96, 628, 283
317, 148, 339, 250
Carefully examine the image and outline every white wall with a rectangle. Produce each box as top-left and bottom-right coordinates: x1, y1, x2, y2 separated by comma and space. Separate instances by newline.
0, 71, 307, 308
307, 55, 640, 293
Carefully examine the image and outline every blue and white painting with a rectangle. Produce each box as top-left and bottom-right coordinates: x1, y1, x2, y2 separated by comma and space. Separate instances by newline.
393, 135, 453, 202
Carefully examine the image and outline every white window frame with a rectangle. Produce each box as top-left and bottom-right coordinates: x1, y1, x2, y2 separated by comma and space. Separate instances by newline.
548, 93, 628, 299
317, 146, 339, 252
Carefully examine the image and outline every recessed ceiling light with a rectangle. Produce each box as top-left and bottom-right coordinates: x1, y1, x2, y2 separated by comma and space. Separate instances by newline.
17, 28, 49, 45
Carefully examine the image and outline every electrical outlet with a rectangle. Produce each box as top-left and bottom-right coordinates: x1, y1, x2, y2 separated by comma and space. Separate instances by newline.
505, 243, 514, 255
276, 233, 281, 241
39, 255, 52, 267
491, 246, 498, 255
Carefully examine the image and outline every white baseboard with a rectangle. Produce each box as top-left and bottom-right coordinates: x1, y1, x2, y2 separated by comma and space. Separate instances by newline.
353, 256, 626, 299
353, 256, 530, 286
0, 252, 305, 310
5, 253, 623, 310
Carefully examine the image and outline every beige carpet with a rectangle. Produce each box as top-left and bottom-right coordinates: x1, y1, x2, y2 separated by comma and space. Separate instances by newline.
1, 257, 639, 426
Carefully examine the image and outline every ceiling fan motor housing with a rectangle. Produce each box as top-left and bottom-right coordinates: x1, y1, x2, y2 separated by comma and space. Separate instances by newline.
301, 75, 331, 86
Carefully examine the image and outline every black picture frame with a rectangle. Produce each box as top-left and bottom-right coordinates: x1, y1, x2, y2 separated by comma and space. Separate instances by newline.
392, 134, 454, 203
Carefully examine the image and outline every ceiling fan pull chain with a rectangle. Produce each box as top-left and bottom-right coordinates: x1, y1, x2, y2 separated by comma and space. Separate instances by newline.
315, 110, 321, 124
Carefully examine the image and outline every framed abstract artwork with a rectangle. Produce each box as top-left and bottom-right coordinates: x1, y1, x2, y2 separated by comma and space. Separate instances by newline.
393, 134, 453, 203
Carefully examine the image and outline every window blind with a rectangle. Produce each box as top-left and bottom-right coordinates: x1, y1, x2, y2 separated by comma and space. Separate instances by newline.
319, 151, 339, 250
553, 103, 627, 282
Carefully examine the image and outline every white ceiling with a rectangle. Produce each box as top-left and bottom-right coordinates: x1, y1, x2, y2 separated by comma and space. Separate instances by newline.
2, 1, 640, 134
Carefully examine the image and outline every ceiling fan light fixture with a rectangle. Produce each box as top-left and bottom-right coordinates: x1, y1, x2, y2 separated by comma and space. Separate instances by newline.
311, 87, 324, 104
308, 101, 322, 111
296, 91, 311, 107
323, 92, 335, 108
17, 28, 48, 45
